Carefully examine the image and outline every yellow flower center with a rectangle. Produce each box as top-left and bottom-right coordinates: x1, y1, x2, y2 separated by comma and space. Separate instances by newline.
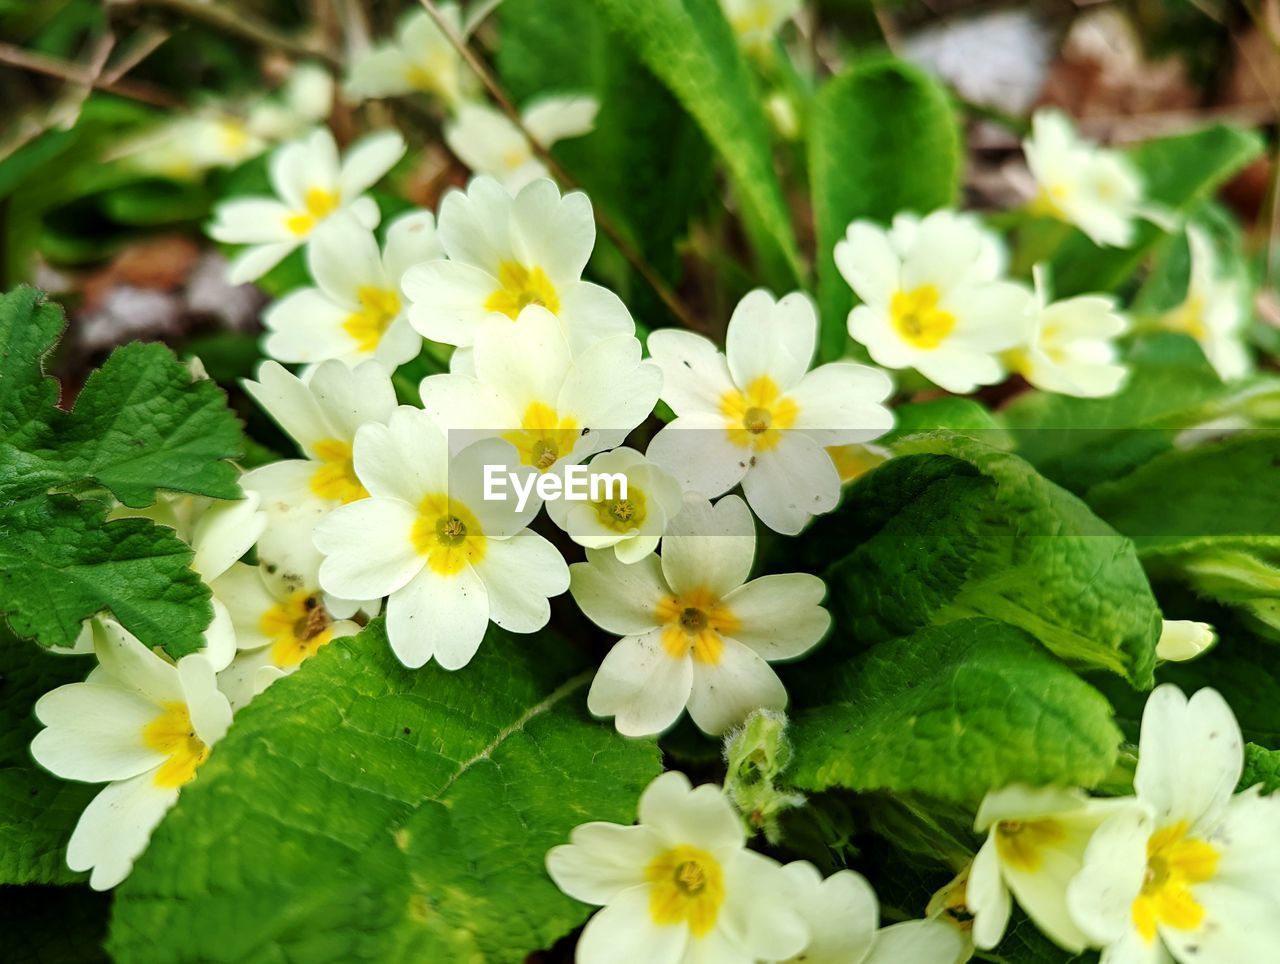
593, 487, 647, 534
259, 591, 335, 669
994, 818, 1066, 873
719, 375, 798, 451
405, 50, 455, 96
646, 845, 726, 938
483, 261, 561, 320
890, 284, 956, 350
217, 119, 250, 153
655, 587, 739, 664
1030, 183, 1071, 219
1164, 295, 1208, 342
342, 285, 402, 353
410, 494, 486, 575
143, 702, 210, 789
285, 186, 341, 236
309, 439, 368, 504
502, 401, 579, 471
1131, 821, 1220, 943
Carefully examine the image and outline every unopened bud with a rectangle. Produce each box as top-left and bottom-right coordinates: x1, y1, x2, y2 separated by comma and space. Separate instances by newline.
1156, 619, 1217, 662
723, 709, 804, 842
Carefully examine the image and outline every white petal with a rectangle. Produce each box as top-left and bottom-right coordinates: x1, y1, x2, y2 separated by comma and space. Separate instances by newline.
473, 305, 573, 415
352, 405, 447, 503
383, 209, 444, 283
660, 494, 754, 597
199, 598, 237, 673
1065, 806, 1153, 946
645, 414, 751, 500
1135, 685, 1243, 833
307, 216, 385, 302
587, 630, 693, 737
726, 289, 816, 392
32, 684, 167, 783
558, 336, 661, 435
720, 573, 829, 659
741, 433, 841, 536
436, 176, 516, 270
834, 221, 901, 306
510, 178, 595, 283
545, 822, 662, 905
638, 771, 743, 855
315, 498, 423, 600
1210, 787, 1280, 894
647, 328, 735, 418
386, 565, 489, 669
788, 362, 895, 446
523, 95, 599, 146
556, 281, 635, 352
243, 361, 330, 453
189, 492, 266, 582
337, 129, 405, 198
403, 259, 498, 347
718, 849, 809, 960
570, 551, 668, 636
226, 241, 298, 285
92, 620, 182, 704
177, 654, 232, 746
686, 636, 787, 735
779, 862, 878, 964
211, 562, 278, 652
66, 772, 179, 891
865, 920, 967, 964
262, 290, 355, 365
208, 198, 295, 245
473, 532, 568, 633
575, 884, 690, 964
307, 358, 397, 441
967, 835, 1011, 950
1162, 881, 1280, 962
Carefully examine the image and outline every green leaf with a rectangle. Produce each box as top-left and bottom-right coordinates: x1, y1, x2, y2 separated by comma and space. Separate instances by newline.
586, 0, 800, 285
1050, 124, 1264, 297
789, 619, 1122, 805
802, 433, 1160, 685
0, 496, 213, 656
499, 0, 712, 293
1001, 332, 1269, 492
883, 396, 1007, 447
1086, 434, 1280, 552
1240, 744, 1280, 795
809, 59, 960, 360
0, 628, 97, 885
108, 621, 662, 962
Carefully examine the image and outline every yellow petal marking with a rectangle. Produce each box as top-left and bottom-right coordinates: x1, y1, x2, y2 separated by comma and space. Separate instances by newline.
994, 818, 1066, 873
646, 845, 725, 938
592, 485, 647, 534
343, 285, 403, 353
410, 493, 487, 575
1131, 820, 1219, 943
143, 702, 210, 789
309, 439, 369, 505
719, 375, 798, 452
285, 186, 341, 236
483, 261, 561, 320
502, 401, 579, 472
654, 587, 739, 665
890, 284, 956, 350
259, 591, 336, 669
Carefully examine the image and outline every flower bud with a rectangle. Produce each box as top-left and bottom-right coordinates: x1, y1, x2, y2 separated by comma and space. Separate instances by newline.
1156, 619, 1217, 662
723, 709, 805, 842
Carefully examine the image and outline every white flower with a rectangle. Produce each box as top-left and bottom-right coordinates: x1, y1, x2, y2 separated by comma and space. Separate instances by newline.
646, 290, 894, 535
402, 176, 633, 355
775, 862, 967, 964
419, 305, 660, 478
545, 447, 684, 564
240, 360, 397, 594
1024, 109, 1144, 247
837, 210, 1033, 394
31, 620, 232, 890
262, 210, 440, 369
128, 114, 266, 179
313, 406, 568, 669
1005, 266, 1129, 398
967, 784, 1142, 952
1156, 619, 1218, 662
720, 0, 799, 54
211, 561, 361, 709
545, 770, 809, 963
1161, 225, 1251, 381
245, 63, 334, 143
444, 96, 598, 193
344, 7, 472, 108
208, 127, 405, 284
1067, 685, 1280, 963
570, 494, 829, 736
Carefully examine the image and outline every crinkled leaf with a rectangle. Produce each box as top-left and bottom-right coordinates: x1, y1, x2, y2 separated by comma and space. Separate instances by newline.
1050, 124, 1264, 296
108, 620, 661, 962
0, 496, 212, 656
809, 59, 960, 360
801, 433, 1160, 685
0, 627, 97, 885
1240, 744, 1280, 795
586, 0, 800, 285
788, 619, 1122, 805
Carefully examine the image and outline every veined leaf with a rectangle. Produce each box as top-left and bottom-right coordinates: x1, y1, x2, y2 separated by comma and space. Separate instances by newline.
586, 0, 800, 285
801, 432, 1160, 685
809, 59, 960, 360
789, 619, 1122, 805
108, 621, 662, 962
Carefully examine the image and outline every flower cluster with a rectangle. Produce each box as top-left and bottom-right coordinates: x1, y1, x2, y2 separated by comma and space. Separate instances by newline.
25, 59, 1269, 964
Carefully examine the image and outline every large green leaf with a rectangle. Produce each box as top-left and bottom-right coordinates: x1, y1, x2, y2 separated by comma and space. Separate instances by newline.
498, 0, 712, 296
808, 59, 960, 360
789, 619, 1122, 805
586, 0, 800, 285
0, 628, 97, 885
1050, 124, 1264, 297
108, 621, 662, 962
800, 433, 1160, 685
1001, 332, 1278, 492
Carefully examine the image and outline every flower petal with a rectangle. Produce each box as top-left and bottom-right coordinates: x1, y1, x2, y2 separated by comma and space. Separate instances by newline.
720, 573, 829, 659
66, 771, 180, 891
647, 328, 735, 418
587, 630, 693, 737
386, 565, 489, 669
726, 289, 816, 392
473, 532, 567, 633
32, 684, 167, 783
545, 822, 662, 905
686, 636, 787, 735
315, 497, 423, 600
660, 494, 754, 598
570, 551, 668, 636
740, 433, 841, 536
